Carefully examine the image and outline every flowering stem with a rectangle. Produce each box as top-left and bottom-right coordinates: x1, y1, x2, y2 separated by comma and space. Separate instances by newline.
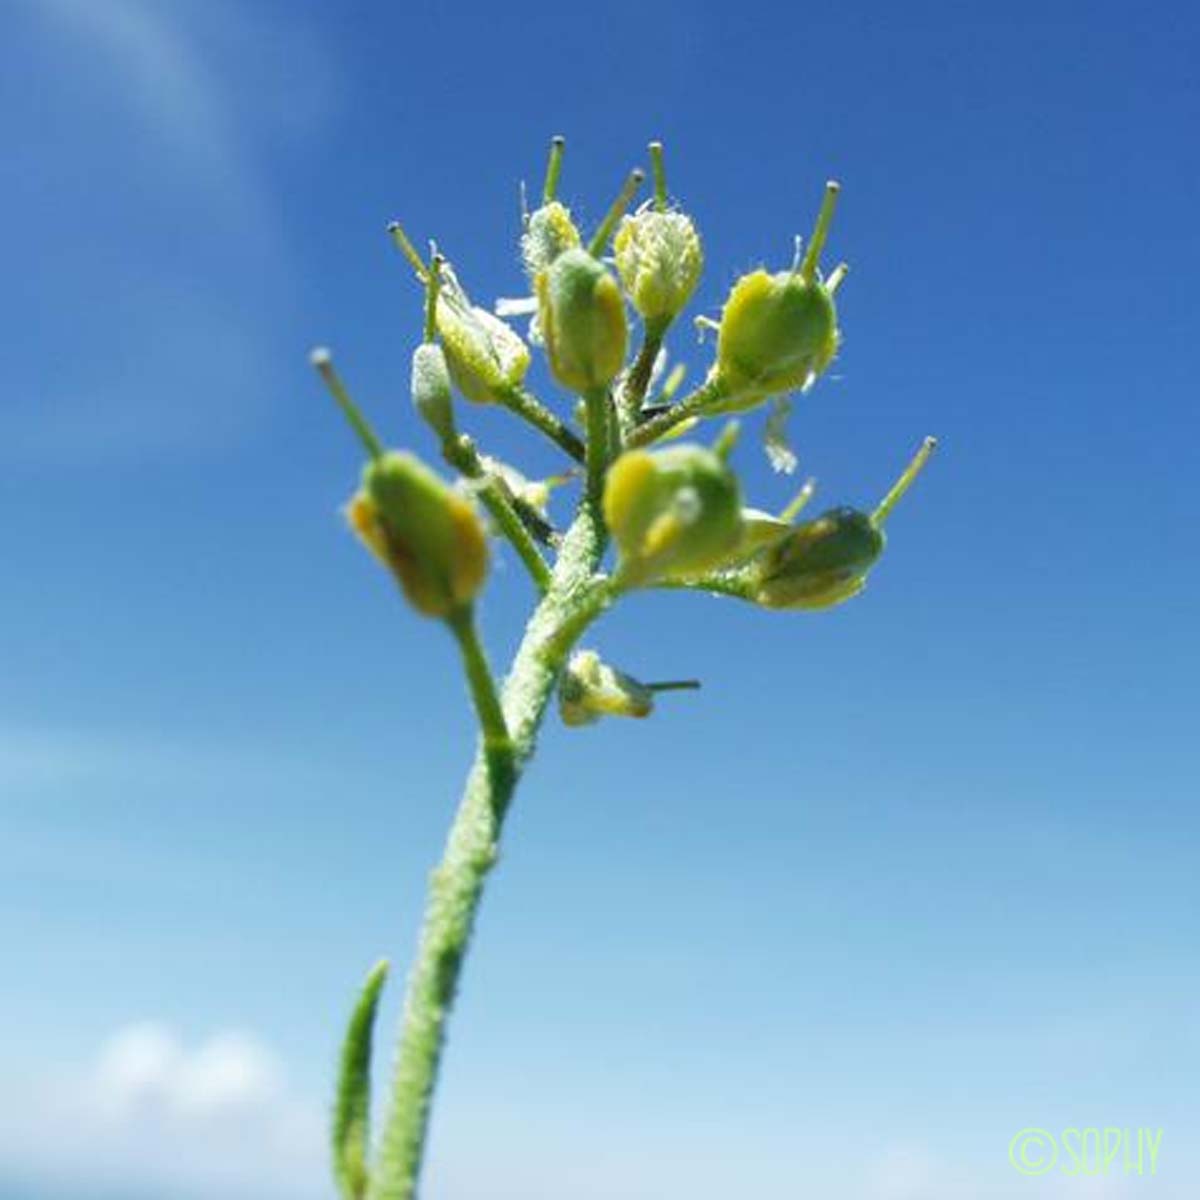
617, 317, 668, 443
626, 375, 728, 448
445, 607, 510, 750
652, 567, 758, 601
371, 507, 612, 1200
584, 386, 612, 512
441, 435, 553, 593
497, 384, 586, 463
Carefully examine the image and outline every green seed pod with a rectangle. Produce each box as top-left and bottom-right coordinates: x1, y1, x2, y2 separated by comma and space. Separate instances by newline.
613, 208, 702, 324
603, 442, 743, 584
536, 248, 628, 393
410, 342, 456, 442
715, 269, 838, 409
752, 436, 937, 610
754, 506, 883, 610
348, 451, 489, 618
559, 650, 655, 727
522, 201, 582, 280
435, 268, 531, 405
713, 182, 843, 411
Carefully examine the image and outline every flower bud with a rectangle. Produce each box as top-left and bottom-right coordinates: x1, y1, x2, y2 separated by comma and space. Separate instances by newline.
558, 650, 655, 727
536, 248, 628, 393
435, 269, 531, 404
753, 506, 882, 610
613, 208, 702, 323
410, 342, 456, 441
348, 451, 488, 618
603, 442, 743, 583
522, 201, 582, 279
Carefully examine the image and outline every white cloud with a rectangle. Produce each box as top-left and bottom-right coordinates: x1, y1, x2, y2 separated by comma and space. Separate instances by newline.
0, 1023, 327, 1200
90, 1024, 282, 1122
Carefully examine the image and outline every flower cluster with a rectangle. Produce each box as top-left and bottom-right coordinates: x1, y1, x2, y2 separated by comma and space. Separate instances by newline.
315, 137, 938, 1200
314, 138, 934, 678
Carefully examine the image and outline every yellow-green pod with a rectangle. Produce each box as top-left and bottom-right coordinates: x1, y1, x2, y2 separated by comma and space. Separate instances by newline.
536, 248, 628, 393
754, 506, 883, 610
348, 452, 488, 618
522, 201, 582, 280
613, 209, 702, 324
558, 650, 655, 727
715, 269, 839, 409
713, 181, 843, 411
604, 442, 743, 584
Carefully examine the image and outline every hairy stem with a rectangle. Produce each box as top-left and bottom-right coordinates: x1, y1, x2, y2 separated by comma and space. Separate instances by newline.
584, 386, 612, 513
626, 374, 728, 448
370, 507, 611, 1200
446, 607, 510, 750
442, 435, 553, 593
652, 566, 757, 600
497, 384, 586, 463
616, 319, 668, 443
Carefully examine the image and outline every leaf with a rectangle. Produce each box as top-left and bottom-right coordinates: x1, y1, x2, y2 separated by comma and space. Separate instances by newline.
332, 960, 390, 1200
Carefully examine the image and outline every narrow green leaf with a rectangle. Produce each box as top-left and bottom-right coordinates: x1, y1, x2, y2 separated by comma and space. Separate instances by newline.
332, 959, 390, 1200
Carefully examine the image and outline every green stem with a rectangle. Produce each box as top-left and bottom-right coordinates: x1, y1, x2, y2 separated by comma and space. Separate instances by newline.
584, 386, 611, 513
442, 436, 553, 593
626, 375, 729, 448
616, 319, 668, 442
652, 567, 757, 601
370, 508, 611, 1200
445, 607, 510, 751
497, 384, 586, 464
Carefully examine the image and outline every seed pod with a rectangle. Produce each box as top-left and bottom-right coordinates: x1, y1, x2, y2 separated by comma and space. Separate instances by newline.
714, 182, 842, 410
522, 201, 582, 280
614, 208, 702, 324
604, 442, 743, 584
558, 650, 655, 727
536, 248, 628, 393
348, 452, 488, 618
410, 342, 456, 442
715, 269, 838, 408
753, 506, 882, 610
753, 437, 937, 610
435, 267, 531, 404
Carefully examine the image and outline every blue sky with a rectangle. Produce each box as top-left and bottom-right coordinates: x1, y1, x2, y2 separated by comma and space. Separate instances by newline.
2, 0, 1198, 1196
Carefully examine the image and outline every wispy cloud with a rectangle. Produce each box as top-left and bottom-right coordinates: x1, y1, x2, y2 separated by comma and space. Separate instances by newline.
29, 0, 333, 236
7, 0, 339, 464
